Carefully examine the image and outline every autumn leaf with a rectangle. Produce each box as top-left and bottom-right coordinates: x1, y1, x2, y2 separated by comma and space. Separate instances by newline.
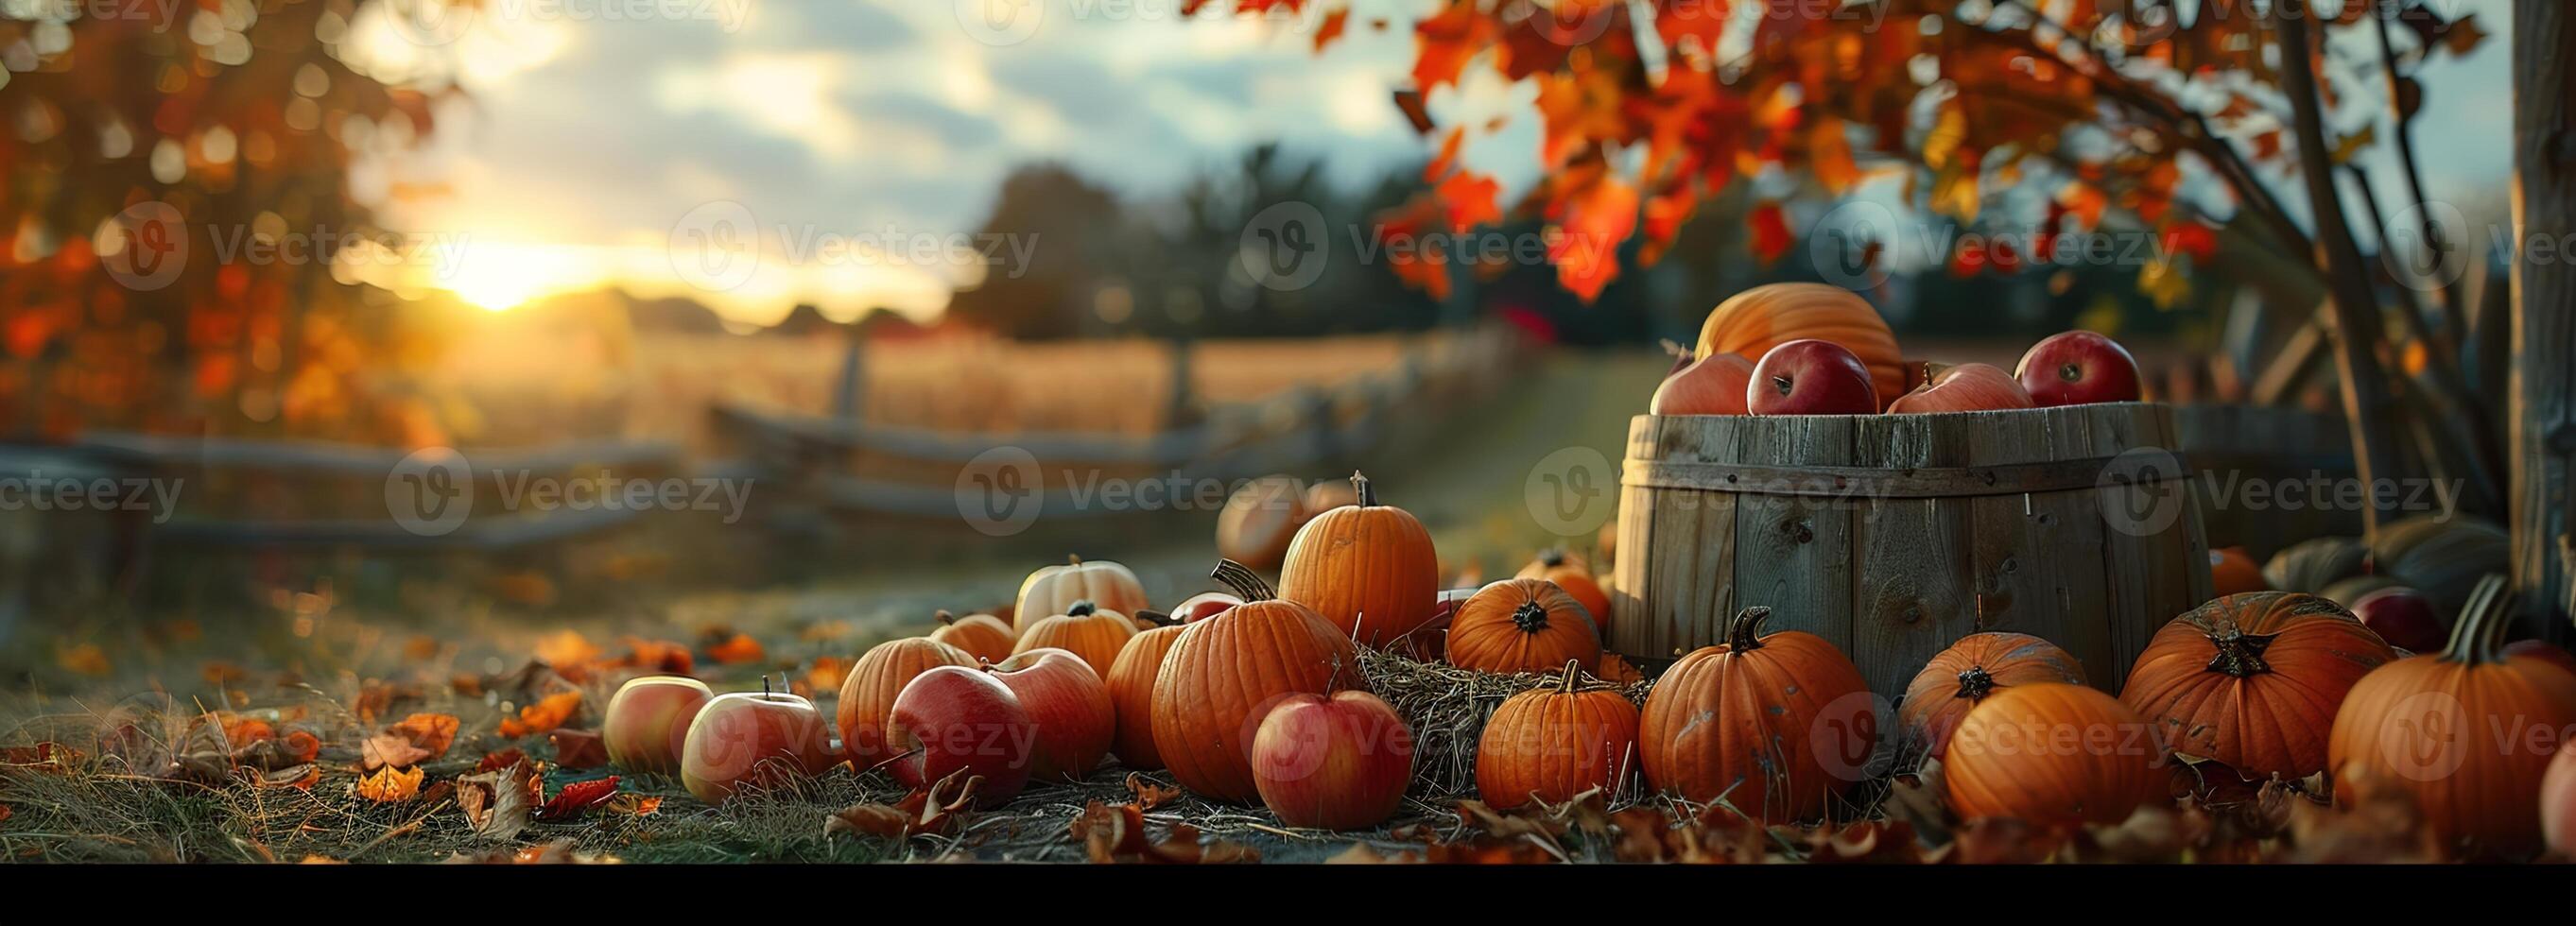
56, 643, 109, 677
1547, 173, 1639, 303
602, 793, 662, 817
1747, 200, 1793, 266
1071, 800, 1258, 864
498, 691, 582, 738
358, 764, 425, 803
1312, 7, 1348, 52
615, 637, 696, 676
475, 748, 534, 775
458, 760, 540, 841
533, 629, 601, 668
802, 657, 853, 695
825, 769, 982, 839
1411, 0, 1496, 93
548, 729, 607, 770
246, 763, 320, 791
535, 776, 621, 821
365, 712, 460, 770
1124, 772, 1184, 811
703, 633, 766, 666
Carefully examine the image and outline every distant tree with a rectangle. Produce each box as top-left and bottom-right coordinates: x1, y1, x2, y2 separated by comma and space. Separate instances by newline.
944, 164, 1134, 339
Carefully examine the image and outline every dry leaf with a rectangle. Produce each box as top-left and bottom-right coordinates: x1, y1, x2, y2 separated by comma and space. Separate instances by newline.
357, 764, 425, 803
498, 691, 582, 738
533, 629, 602, 668
704, 632, 766, 665
535, 776, 621, 821
441, 839, 620, 865
458, 760, 539, 841
803, 656, 852, 694
825, 770, 982, 839
1, 742, 80, 774
363, 712, 459, 770
1124, 773, 1184, 811
475, 748, 533, 774
1072, 801, 1257, 864
352, 680, 424, 725
548, 729, 607, 770
245, 763, 320, 791
602, 793, 661, 817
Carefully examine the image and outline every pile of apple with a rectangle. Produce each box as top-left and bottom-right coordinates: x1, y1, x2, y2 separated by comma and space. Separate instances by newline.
1652, 331, 2145, 416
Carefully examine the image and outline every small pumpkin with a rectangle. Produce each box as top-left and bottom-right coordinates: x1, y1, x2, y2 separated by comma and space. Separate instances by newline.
1693, 283, 1906, 407
1944, 682, 2162, 827
1216, 474, 1309, 571
1277, 472, 1440, 648
1013, 556, 1150, 634
1151, 560, 1365, 802
2327, 575, 2576, 856
1514, 549, 1609, 630
927, 609, 1014, 664
2263, 537, 2370, 593
1103, 613, 1187, 770
2119, 592, 2395, 780
1447, 578, 1602, 675
1013, 600, 1138, 677
2370, 514, 2510, 618
1477, 660, 1639, 809
1897, 632, 2088, 760
2208, 547, 2269, 597
1639, 607, 1875, 822
835, 637, 976, 767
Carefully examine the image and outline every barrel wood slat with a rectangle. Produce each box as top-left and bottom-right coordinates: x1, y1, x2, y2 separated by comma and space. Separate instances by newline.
1612, 404, 2211, 697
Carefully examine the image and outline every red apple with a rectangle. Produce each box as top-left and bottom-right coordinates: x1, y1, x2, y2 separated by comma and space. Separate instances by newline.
602, 675, 712, 777
983, 647, 1115, 782
2545, 734, 2576, 857
679, 684, 835, 805
2015, 331, 2142, 405
1250, 691, 1414, 830
1173, 591, 1243, 623
1748, 339, 1877, 415
1886, 362, 2035, 415
2506, 639, 2576, 677
887, 664, 1034, 805
2350, 587, 2446, 653
1651, 350, 1756, 416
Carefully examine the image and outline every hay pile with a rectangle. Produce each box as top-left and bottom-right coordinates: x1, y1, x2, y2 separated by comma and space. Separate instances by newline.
1357, 648, 1649, 801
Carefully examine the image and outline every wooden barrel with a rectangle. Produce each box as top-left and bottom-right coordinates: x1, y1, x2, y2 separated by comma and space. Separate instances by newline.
1608, 403, 2214, 696
2170, 403, 2360, 560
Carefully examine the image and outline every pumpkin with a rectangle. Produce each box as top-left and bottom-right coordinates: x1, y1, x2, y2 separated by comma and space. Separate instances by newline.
2317, 574, 2402, 610
1103, 614, 1187, 770
1013, 556, 1150, 634
1638, 607, 1875, 821
1514, 549, 1609, 630
927, 609, 1014, 664
1693, 283, 1905, 407
1012, 600, 1138, 677
1897, 632, 2088, 760
2327, 575, 2576, 856
835, 636, 976, 767
1595, 651, 1645, 685
1277, 472, 1439, 648
1216, 474, 1309, 571
2370, 514, 2510, 618
1303, 478, 1357, 513
2208, 547, 2269, 597
1447, 578, 1602, 675
2263, 537, 2370, 593
2119, 592, 2396, 780
1944, 682, 2162, 827
1477, 660, 1639, 809
1151, 560, 1366, 802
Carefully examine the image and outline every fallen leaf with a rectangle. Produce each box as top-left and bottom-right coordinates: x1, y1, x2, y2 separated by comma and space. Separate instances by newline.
614, 637, 695, 676
1072, 800, 1258, 864
0, 804, 11, 825
457, 760, 539, 841
475, 749, 532, 774
536, 776, 621, 821
57, 643, 110, 677
358, 764, 425, 803
0, 742, 80, 774
704, 633, 766, 665
803, 657, 852, 694
498, 691, 582, 738
602, 793, 661, 817
363, 712, 459, 770
352, 681, 424, 725
403, 635, 441, 660
825, 770, 982, 839
201, 661, 251, 686
533, 629, 602, 668
548, 729, 607, 769
1124, 773, 1184, 811
231, 729, 320, 771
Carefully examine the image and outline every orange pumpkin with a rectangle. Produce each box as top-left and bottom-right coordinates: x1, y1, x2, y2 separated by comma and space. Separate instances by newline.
1514, 549, 1609, 630
2327, 576, 2576, 856
2208, 547, 2269, 597
835, 636, 976, 767
1447, 578, 1602, 675
1694, 283, 1905, 407
1277, 472, 1439, 648
1638, 607, 1875, 821
1944, 682, 2162, 827
2120, 592, 2395, 780
1103, 615, 1187, 770
1216, 475, 1309, 571
1152, 560, 1365, 802
1012, 600, 1138, 677
1477, 661, 1639, 809
1898, 632, 2088, 760
1013, 557, 1150, 634
927, 609, 1015, 664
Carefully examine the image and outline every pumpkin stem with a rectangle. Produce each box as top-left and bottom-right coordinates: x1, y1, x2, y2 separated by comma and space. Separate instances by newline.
1659, 340, 1694, 375
1067, 600, 1098, 618
2442, 574, 2515, 664
1067, 554, 1082, 566
935, 609, 957, 626
1349, 471, 1376, 507
2202, 626, 2277, 677
1512, 600, 1552, 634
1557, 660, 1585, 694
1954, 665, 1995, 700
1133, 609, 1179, 627
1210, 559, 1276, 601
1536, 548, 1568, 569
1723, 607, 1772, 652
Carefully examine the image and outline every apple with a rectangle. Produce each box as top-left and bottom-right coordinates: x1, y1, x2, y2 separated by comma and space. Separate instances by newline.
1173, 591, 1244, 623
886, 665, 1035, 805
2349, 587, 2446, 653
1886, 362, 2034, 415
1250, 691, 1415, 831
984, 647, 1115, 782
1650, 350, 1756, 416
679, 682, 835, 805
2015, 331, 2142, 405
1747, 339, 1877, 415
602, 675, 712, 777
2505, 639, 2576, 677
2547, 737, 2576, 858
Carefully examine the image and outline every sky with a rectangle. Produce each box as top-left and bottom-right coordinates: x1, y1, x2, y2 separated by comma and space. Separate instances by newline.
341, 0, 2521, 326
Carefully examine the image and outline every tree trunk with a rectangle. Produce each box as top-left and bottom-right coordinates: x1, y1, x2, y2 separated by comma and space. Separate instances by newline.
2513, 0, 2576, 637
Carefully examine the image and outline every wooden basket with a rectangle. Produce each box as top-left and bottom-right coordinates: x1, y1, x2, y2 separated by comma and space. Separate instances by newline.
1608, 403, 2214, 696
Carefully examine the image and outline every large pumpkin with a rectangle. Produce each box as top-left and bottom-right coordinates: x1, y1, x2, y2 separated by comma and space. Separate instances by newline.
1151, 560, 1366, 802
2327, 576, 2576, 856
1013, 557, 1150, 634
1013, 600, 1137, 677
927, 609, 1015, 664
1638, 607, 1875, 822
1477, 660, 1638, 809
1944, 682, 2162, 827
1693, 283, 1904, 407
1897, 632, 2088, 760
1216, 475, 1309, 571
1103, 615, 1187, 770
1446, 578, 1601, 675
1277, 472, 1439, 648
1513, 549, 1609, 630
2120, 592, 2396, 780
835, 636, 976, 767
